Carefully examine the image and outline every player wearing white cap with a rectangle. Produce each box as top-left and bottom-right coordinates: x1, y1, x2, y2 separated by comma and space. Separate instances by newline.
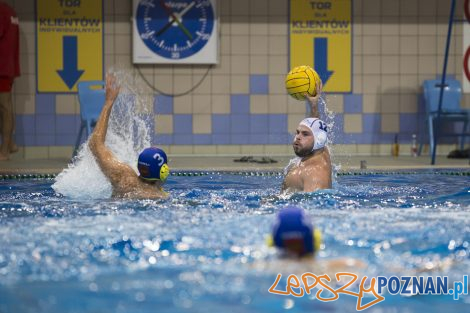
282, 85, 332, 193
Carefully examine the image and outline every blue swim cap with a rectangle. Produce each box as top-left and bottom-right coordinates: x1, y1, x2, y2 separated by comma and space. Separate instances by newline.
137, 147, 170, 181
272, 206, 321, 256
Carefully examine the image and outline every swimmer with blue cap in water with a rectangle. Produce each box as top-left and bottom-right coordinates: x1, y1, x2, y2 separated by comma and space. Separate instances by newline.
89, 74, 169, 199
258, 206, 454, 278
254, 206, 365, 275
270, 205, 322, 258
282, 82, 332, 193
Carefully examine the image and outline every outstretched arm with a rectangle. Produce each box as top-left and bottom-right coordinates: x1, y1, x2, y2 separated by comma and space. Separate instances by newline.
89, 75, 136, 185
90, 75, 120, 145
305, 82, 323, 118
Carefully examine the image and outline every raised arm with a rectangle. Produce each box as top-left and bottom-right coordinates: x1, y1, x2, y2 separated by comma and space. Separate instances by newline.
90, 75, 119, 145
306, 82, 323, 118
88, 75, 136, 185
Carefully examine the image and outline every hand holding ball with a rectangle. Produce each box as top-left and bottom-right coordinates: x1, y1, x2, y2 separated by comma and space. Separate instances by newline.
285, 65, 322, 100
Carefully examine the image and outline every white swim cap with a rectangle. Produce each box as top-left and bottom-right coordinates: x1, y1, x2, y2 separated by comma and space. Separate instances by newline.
299, 118, 328, 151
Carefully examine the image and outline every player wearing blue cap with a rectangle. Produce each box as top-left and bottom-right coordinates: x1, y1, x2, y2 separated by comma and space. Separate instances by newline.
266, 206, 453, 276
271, 205, 321, 257
258, 206, 365, 275
282, 83, 332, 193
89, 75, 169, 199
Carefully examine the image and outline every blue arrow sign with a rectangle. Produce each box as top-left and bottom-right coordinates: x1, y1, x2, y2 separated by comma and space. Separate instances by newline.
57, 36, 84, 89
314, 38, 334, 85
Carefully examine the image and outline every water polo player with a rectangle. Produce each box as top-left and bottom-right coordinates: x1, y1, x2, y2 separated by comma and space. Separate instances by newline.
88, 74, 169, 199
257, 206, 365, 275
282, 83, 332, 193
269, 206, 321, 258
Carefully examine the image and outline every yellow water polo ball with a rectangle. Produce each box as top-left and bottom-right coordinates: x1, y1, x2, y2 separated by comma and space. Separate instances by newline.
285, 65, 321, 100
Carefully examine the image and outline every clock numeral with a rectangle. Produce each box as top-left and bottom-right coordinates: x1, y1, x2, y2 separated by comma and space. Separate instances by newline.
140, 0, 155, 8
197, 32, 210, 41
141, 31, 154, 40
171, 52, 180, 59
196, 1, 212, 8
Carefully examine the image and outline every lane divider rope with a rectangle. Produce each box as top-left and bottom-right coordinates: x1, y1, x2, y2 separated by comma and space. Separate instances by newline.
0, 171, 469, 180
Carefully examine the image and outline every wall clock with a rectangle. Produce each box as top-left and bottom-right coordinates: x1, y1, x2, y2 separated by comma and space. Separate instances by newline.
133, 0, 218, 64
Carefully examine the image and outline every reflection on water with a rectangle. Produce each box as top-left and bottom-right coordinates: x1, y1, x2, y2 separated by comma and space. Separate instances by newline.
0, 172, 469, 312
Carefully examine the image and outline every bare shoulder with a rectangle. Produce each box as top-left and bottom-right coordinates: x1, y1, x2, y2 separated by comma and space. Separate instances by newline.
301, 150, 332, 191
115, 178, 169, 199
108, 163, 139, 189
305, 149, 331, 172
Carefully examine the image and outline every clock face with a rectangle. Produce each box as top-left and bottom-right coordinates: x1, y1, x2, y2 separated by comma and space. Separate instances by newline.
135, 0, 215, 60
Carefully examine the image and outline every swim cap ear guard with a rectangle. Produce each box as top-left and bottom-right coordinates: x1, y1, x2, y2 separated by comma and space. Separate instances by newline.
137, 147, 170, 182
299, 118, 328, 151
267, 206, 321, 257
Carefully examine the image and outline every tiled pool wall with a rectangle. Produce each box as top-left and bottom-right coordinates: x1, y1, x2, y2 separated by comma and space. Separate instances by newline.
9, 0, 469, 158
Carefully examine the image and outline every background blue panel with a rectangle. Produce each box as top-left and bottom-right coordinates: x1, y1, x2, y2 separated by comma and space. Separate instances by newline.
35, 115, 56, 135
250, 114, 269, 134
56, 115, 80, 134
212, 134, 230, 144
173, 134, 193, 144
230, 95, 250, 114
343, 94, 363, 113
269, 114, 287, 134
193, 134, 212, 145
154, 134, 173, 145
212, 114, 231, 133
362, 113, 381, 133
250, 74, 269, 95
230, 114, 250, 134
173, 115, 193, 134
154, 95, 173, 114
36, 93, 56, 114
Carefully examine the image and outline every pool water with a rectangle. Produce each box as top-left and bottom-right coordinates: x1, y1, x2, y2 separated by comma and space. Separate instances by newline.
0, 171, 469, 313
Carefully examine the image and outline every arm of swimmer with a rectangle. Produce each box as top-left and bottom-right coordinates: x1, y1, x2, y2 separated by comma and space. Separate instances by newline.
89, 76, 117, 146
306, 82, 323, 119
280, 178, 289, 193
88, 75, 136, 186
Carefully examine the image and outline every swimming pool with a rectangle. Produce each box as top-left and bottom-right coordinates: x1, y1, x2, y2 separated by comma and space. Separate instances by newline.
0, 170, 469, 313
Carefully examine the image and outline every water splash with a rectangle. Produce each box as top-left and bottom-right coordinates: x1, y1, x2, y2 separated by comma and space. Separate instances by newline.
321, 94, 337, 154
322, 94, 346, 180
52, 70, 154, 199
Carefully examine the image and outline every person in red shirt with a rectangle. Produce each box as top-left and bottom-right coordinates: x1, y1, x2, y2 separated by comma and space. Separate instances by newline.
0, 1, 20, 161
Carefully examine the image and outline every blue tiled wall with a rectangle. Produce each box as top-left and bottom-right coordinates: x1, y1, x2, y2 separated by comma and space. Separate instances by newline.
14, 92, 434, 147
